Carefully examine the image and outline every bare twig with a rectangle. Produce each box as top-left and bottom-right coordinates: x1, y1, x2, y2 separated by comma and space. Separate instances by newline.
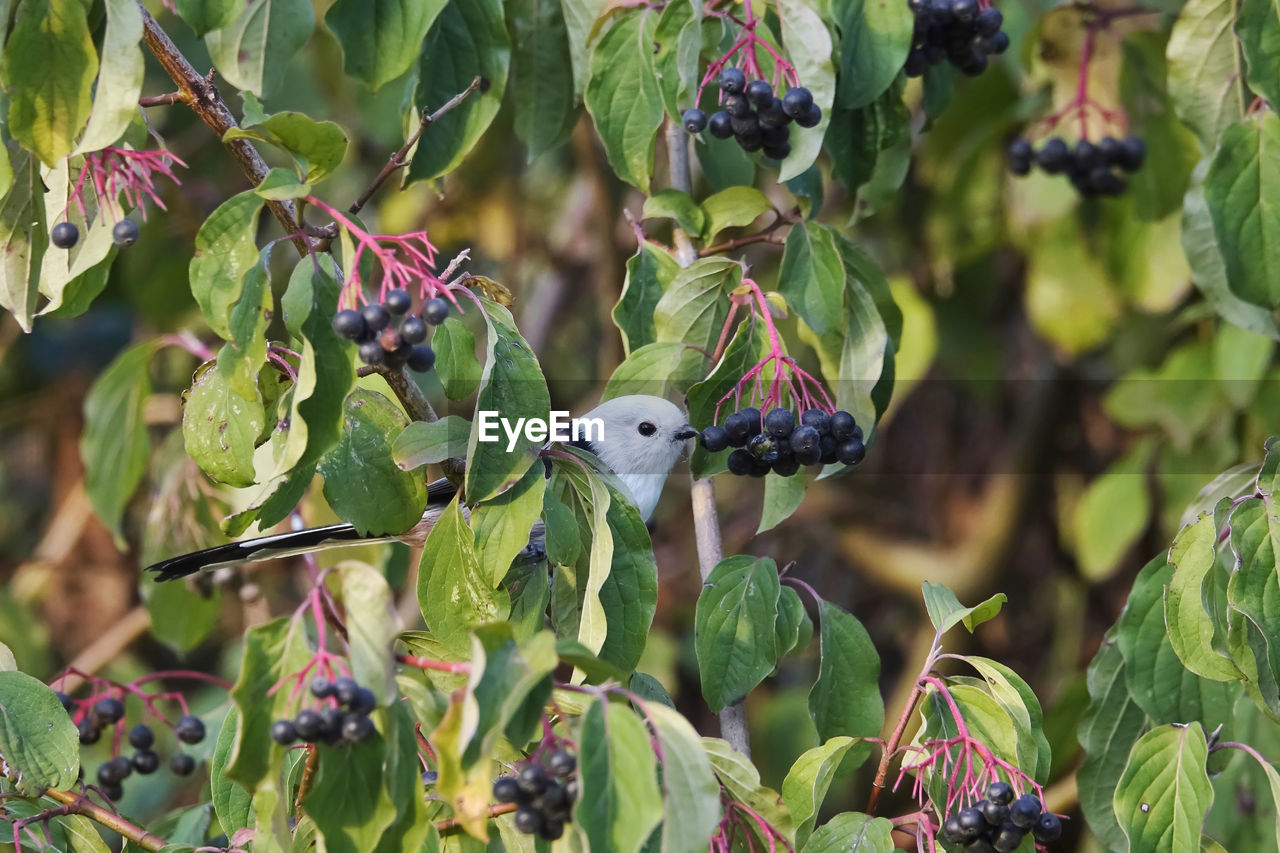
294, 746, 319, 814
138, 91, 187, 107
42, 789, 168, 852
434, 802, 518, 835
349, 76, 486, 215
664, 118, 751, 758
138, 6, 309, 256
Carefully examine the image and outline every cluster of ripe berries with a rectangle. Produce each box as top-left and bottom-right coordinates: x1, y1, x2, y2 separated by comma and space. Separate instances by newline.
1008, 136, 1146, 197
700, 407, 865, 476
681, 68, 821, 160
331, 290, 449, 371
269, 677, 378, 747
492, 748, 578, 841
938, 782, 1063, 851
904, 0, 1009, 77
50, 219, 140, 250
57, 692, 205, 801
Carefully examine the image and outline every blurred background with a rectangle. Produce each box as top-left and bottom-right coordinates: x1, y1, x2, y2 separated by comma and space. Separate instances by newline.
1, 1, 1273, 847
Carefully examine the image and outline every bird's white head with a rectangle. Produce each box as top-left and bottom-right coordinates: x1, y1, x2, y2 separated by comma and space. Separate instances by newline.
577, 395, 698, 521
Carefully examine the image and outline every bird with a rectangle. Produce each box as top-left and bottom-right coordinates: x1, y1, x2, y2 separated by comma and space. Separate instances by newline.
146, 395, 698, 581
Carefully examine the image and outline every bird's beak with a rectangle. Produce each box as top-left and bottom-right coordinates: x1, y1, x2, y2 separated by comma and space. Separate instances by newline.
674, 425, 699, 441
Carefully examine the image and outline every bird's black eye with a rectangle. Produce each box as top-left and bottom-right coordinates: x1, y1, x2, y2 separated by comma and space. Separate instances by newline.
637, 421, 657, 437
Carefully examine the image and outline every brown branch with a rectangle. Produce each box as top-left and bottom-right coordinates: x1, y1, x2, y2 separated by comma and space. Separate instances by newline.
138, 91, 187, 107
42, 789, 168, 852
434, 802, 517, 835
697, 232, 785, 257
866, 632, 942, 813
294, 746, 319, 814
137, 5, 310, 256
349, 75, 486, 215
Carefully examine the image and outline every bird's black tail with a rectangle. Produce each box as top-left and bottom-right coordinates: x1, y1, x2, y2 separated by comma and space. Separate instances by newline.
146, 523, 377, 581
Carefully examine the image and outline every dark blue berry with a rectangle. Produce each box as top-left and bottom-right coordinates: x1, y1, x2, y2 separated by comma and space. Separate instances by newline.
51, 221, 79, 249
271, 720, 298, 744
175, 715, 206, 744
170, 753, 196, 776
718, 67, 746, 94
1009, 794, 1041, 828
796, 102, 822, 128
407, 345, 436, 372
94, 697, 125, 723
422, 297, 450, 325
682, 108, 708, 133
128, 724, 154, 749
112, 219, 139, 247
782, 87, 814, 119
384, 289, 412, 315
332, 309, 365, 340
132, 749, 160, 774
745, 79, 774, 107
986, 781, 1015, 804
700, 425, 729, 452
708, 111, 734, 139
1033, 813, 1062, 843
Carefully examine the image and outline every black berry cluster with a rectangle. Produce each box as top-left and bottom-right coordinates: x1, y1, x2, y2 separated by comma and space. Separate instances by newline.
332, 290, 449, 371
57, 690, 205, 801
1007, 135, 1146, 197
904, 0, 1009, 77
938, 782, 1063, 851
681, 68, 821, 160
493, 748, 578, 841
270, 676, 377, 747
700, 407, 865, 476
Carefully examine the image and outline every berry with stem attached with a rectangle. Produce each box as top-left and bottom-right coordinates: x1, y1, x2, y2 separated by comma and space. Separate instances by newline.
682, 108, 708, 133
175, 715, 206, 744
112, 219, 140, 247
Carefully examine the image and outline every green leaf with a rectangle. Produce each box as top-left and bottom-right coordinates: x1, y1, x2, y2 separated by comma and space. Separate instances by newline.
1078, 635, 1150, 853
643, 188, 706, 236
1165, 512, 1243, 681
702, 737, 795, 838
831, 0, 912, 110
0, 670, 79, 794
613, 242, 679, 355
1204, 114, 1280, 308
1115, 555, 1242, 725
509, 0, 577, 158
73, 0, 144, 154
559, 0, 597, 97
459, 626, 556, 766
466, 297, 551, 503
1114, 724, 1213, 853
254, 166, 311, 200
583, 9, 665, 191
921, 582, 1007, 634
82, 341, 156, 545
603, 341, 703, 401
174, 0, 240, 36
0, 152, 45, 331
407, 0, 511, 183
142, 574, 221, 654
653, 256, 741, 352
60, 814, 112, 853
783, 737, 861, 848
2, 0, 96, 166
695, 555, 782, 712
418, 498, 510, 657
775, 584, 812, 659
1226, 496, 1280, 719
393, 416, 472, 470
211, 709, 254, 839
1237, 0, 1280, 113
700, 186, 772, 243
759, 470, 807, 533
801, 812, 894, 852
432, 317, 483, 400
318, 388, 430, 534
0, 642, 14, 672
470, 460, 546, 587
652, 0, 702, 122
964, 656, 1052, 781
1166, 0, 1247, 150
324, 0, 446, 91
205, 0, 316, 97
38, 157, 118, 318
809, 600, 883, 743
686, 318, 768, 478
1070, 438, 1155, 581
826, 87, 910, 199
223, 96, 349, 183
335, 561, 399, 705
577, 698, 664, 853
182, 360, 266, 488
225, 616, 312, 788
779, 222, 844, 335
644, 701, 723, 853
554, 639, 629, 684
776, 0, 836, 181
188, 190, 265, 340
304, 732, 400, 853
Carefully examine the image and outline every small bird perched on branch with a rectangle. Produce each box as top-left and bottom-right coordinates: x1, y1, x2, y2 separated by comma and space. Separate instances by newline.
147, 395, 698, 581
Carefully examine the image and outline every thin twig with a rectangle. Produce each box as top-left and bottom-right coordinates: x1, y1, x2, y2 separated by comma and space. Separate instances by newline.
42, 789, 168, 852
294, 746, 319, 814
349, 76, 486, 215
138, 6, 310, 256
697, 232, 786, 257
434, 802, 518, 835
866, 630, 944, 813
664, 118, 752, 758
138, 91, 187, 107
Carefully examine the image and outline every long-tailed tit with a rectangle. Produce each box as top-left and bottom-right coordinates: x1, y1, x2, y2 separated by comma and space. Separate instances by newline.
147, 395, 697, 581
